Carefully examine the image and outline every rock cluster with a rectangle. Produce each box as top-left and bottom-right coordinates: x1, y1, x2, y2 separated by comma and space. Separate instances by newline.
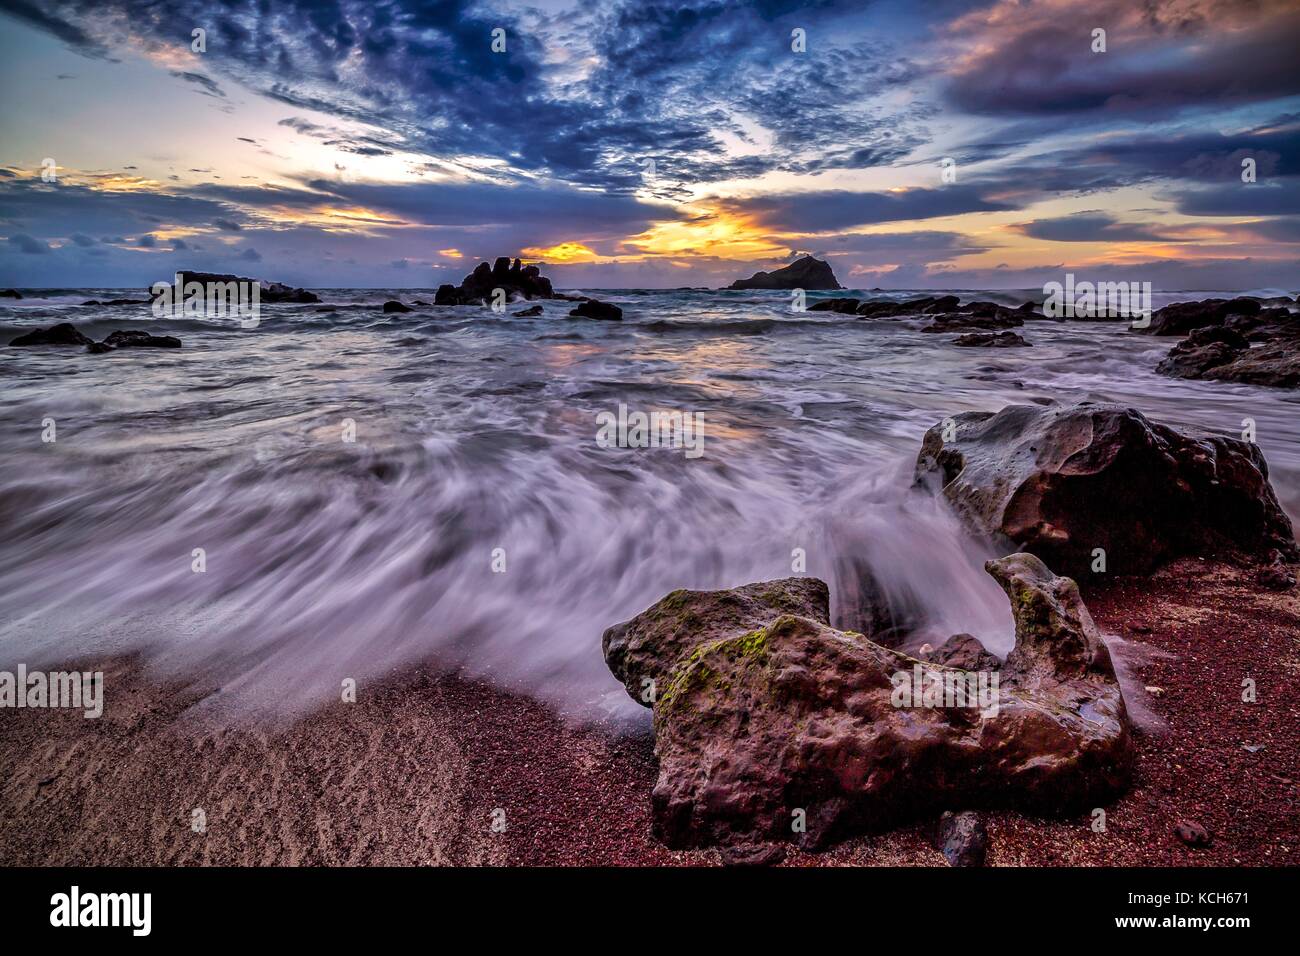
8, 323, 181, 352
1153, 303, 1298, 388
435, 257, 555, 305
155, 271, 319, 304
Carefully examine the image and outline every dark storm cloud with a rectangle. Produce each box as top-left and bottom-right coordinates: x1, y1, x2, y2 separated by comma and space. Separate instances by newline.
1011, 214, 1181, 243
7, 233, 50, 254
943, 0, 1300, 118
715, 185, 1013, 232
1169, 186, 1300, 217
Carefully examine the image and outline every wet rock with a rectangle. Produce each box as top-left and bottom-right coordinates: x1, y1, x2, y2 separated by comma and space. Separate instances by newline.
1200, 340, 1300, 389
807, 297, 860, 314
621, 553, 1131, 851
512, 305, 544, 317
9, 323, 94, 347
914, 402, 1298, 575
441, 258, 556, 304
601, 577, 830, 704
568, 299, 623, 321
81, 298, 150, 306
718, 843, 787, 867
86, 341, 114, 354
101, 330, 182, 349
920, 633, 1000, 671
0, 289, 21, 299
853, 295, 963, 318
381, 300, 413, 313
1156, 326, 1249, 378
434, 284, 460, 306
1138, 297, 1261, 336
953, 331, 1030, 347
728, 255, 841, 291
935, 810, 988, 867
1173, 820, 1212, 848
831, 554, 918, 644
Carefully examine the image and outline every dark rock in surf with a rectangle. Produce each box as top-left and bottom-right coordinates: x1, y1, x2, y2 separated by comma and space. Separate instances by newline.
914, 402, 1299, 576
382, 300, 412, 313
81, 298, 150, 306
953, 331, 1030, 347
615, 553, 1131, 851
9, 323, 94, 347
807, 297, 860, 314
0, 289, 21, 299
568, 299, 622, 321
441, 257, 556, 305
1138, 297, 1261, 336
727, 255, 841, 291
512, 305, 544, 317
935, 811, 988, 867
102, 330, 182, 349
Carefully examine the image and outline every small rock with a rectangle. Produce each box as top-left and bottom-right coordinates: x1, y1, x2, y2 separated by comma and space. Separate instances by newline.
9, 323, 94, 347
1144, 686, 1164, 697
0, 288, 22, 299
935, 810, 988, 867
1173, 820, 1212, 848
718, 843, 787, 867
512, 305, 544, 317
952, 331, 1030, 348
1258, 552, 1296, 590
102, 330, 182, 349
569, 299, 622, 321
382, 300, 412, 313
1127, 622, 1153, 634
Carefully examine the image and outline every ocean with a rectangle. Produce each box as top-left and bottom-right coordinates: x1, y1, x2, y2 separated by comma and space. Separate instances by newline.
2, 287, 1297, 723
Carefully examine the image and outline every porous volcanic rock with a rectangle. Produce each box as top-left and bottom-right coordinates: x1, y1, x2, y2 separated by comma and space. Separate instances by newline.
914, 402, 1298, 575
615, 553, 1131, 850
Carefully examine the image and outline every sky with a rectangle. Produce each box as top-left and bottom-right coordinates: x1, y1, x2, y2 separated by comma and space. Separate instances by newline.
0, 0, 1297, 290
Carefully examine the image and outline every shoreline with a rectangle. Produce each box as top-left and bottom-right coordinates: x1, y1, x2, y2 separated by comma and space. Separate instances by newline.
2, 557, 1295, 867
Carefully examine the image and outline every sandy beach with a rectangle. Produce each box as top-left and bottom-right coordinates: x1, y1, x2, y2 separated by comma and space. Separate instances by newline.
2, 556, 1294, 867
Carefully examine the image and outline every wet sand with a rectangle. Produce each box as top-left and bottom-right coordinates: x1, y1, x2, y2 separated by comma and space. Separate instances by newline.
1, 557, 1296, 866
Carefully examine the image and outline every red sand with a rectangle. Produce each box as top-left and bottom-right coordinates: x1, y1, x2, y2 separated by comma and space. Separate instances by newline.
1, 557, 1296, 866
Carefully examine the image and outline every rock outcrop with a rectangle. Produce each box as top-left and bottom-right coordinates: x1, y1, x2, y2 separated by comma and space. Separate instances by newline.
807, 297, 860, 314
1155, 318, 1298, 389
9, 323, 94, 347
435, 257, 556, 305
605, 554, 1132, 851
154, 271, 319, 304
0, 289, 21, 299
914, 402, 1298, 575
381, 300, 412, 313
727, 255, 841, 291
1137, 297, 1262, 336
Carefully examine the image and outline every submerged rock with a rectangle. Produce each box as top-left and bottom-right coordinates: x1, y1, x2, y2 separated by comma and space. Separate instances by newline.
914, 402, 1298, 575
0, 289, 21, 299
9, 323, 94, 347
512, 305, 544, 317
953, 331, 1030, 347
614, 553, 1131, 851
100, 330, 182, 349
727, 255, 841, 291
923, 312, 1023, 333
381, 300, 412, 313
806, 297, 860, 314
568, 299, 622, 321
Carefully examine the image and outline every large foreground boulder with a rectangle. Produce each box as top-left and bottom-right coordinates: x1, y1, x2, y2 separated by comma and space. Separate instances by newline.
608, 553, 1131, 850
728, 255, 841, 290
914, 402, 1298, 575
